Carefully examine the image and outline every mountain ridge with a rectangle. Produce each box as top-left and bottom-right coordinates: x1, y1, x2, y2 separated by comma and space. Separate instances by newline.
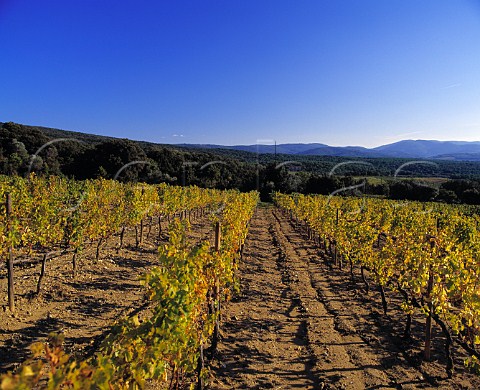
177, 139, 480, 160
3, 121, 480, 161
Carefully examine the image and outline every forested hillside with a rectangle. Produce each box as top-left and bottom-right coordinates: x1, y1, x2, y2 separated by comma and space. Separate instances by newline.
3, 121, 480, 204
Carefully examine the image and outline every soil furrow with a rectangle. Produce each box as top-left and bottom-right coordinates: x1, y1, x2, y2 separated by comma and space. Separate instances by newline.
272, 207, 480, 390
272, 209, 369, 390
212, 205, 480, 390
210, 206, 318, 389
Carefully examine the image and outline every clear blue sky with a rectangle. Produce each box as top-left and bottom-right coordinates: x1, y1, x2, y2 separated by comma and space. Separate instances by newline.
1, 0, 480, 147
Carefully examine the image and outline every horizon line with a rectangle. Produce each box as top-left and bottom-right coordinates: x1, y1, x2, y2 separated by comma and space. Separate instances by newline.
3, 120, 480, 149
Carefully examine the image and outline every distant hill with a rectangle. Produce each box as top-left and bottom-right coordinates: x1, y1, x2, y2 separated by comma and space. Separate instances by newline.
373, 140, 480, 159
4, 121, 480, 186
297, 145, 386, 158
177, 143, 330, 155
3, 121, 480, 161
5, 120, 480, 206
181, 140, 480, 161
433, 153, 480, 161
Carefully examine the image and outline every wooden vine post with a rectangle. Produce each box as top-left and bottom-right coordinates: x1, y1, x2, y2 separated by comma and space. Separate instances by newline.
214, 221, 221, 252
6, 193, 15, 312
196, 334, 205, 390
210, 222, 221, 356
424, 240, 436, 361
158, 215, 162, 240
333, 244, 340, 269
139, 187, 145, 245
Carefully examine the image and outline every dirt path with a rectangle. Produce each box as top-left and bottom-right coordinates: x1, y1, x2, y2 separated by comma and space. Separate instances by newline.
2, 205, 480, 388
210, 205, 480, 390
209, 205, 319, 389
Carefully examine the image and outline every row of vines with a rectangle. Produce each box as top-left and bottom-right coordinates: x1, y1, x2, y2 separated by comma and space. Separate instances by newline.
274, 192, 480, 377
0, 173, 226, 260
0, 174, 230, 305
0, 174, 258, 388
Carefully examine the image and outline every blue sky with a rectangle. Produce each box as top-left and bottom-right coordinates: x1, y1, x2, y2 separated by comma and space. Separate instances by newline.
1, 0, 480, 147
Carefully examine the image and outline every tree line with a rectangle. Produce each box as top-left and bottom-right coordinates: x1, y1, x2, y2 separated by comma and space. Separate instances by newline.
2, 121, 480, 204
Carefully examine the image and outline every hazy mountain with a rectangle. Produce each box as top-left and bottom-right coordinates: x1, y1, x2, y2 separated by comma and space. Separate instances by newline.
433, 153, 480, 161
297, 145, 386, 158
177, 143, 329, 154
4, 121, 480, 161
373, 140, 480, 159
182, 140, 480, 160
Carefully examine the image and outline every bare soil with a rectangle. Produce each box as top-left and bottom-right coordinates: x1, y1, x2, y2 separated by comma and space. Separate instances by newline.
0, 214, 215, 374
209, 205, 480, 389
2, 205, 480, 389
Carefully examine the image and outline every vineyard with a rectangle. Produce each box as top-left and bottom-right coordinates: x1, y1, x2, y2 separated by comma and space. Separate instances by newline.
272, 193, 480, 383
210, 204, 480, 390
0, 174, 258, 388
1, 177, 480, 389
